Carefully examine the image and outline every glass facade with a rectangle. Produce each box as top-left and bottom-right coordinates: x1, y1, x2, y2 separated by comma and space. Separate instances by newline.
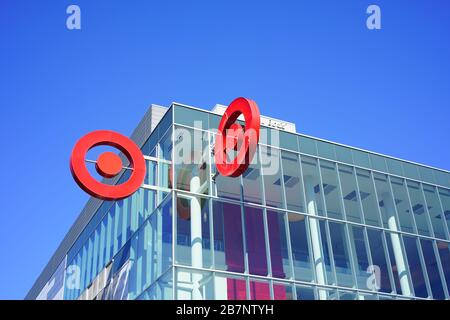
38, 104, 450, 300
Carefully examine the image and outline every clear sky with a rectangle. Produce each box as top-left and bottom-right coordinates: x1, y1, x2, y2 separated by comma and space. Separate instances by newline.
0, 0, 449, 299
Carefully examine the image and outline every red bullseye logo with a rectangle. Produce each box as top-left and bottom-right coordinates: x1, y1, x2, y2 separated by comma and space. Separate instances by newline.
215, 97, 261, 177
70, 130, 146, 201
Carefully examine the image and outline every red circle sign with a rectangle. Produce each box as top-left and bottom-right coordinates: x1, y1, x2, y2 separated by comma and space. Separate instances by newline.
214, 97, 260, 177
70, 130, 146, 201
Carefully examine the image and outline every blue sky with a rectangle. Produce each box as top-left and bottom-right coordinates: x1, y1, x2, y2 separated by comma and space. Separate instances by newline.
0, 0, 449, 299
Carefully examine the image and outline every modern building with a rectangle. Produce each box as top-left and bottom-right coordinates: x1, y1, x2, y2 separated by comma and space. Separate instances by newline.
26, 102, 450, 300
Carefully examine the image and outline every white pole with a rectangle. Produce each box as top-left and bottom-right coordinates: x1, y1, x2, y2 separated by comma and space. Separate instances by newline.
381, 192, 412, 296
304, 176, 327, 300
190, 169, 203, 300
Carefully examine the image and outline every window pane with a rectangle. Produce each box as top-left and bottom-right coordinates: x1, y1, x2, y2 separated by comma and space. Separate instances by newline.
423, 185, 447, 240
328, 222, 355, 288
176, 268, 214, 300
159, 127, 172, 161
374, 173, 399, 230
319, 160, 344, 220
214, 273, 247, 300
356, 169, 381, 226
249, 278, 271, 300
403, 236, 429, 298
175, 195, 212, 269
438, 188, 450, 236
420, 239, 446, 299
319, 220, 335, 285
407, 180, 431, 236
174, 126, 209, 194
287, 213, 313, 282
366, 228, 392, 293
301, 156, 326, 217
338, 165, 363, 223
295, 286, 316, 300
242, 146, 263, 205
384, 232, 411, 296
390, 177, 415, 234
267, 210, 291, 279
349, 225, 371, 290
244, 206, 268, 276
437, 241, 450, 295
273, 282, 294, 300
261, 146, 284, 208
281, 151, 306, 213
212, 201, 244, 273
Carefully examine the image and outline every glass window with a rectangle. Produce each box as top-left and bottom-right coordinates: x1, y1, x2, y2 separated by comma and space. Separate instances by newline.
335, 145, 353, 164
390, 177, 415, 234
295, 286, 316, 300
328, 222, 355, 288
173, 126, 209, 194
384, 232, 411, 296
212, 201, 245, 273
287, 213, 313, 282
317, 141, 336, 160
249, 278, 271, 300
386, 158, 404, 176
407, 180, 432, 236
174, 105, 209, 129
435, 171, 450, 188
438, 188, 450, 236
403, 236, 429, 298
349, 225, 371, 290
402, 162, 420, 180
338, 164, 363, 223
423, 185, 447, 240
370, 154, 388, 172
437, 241, 450, 295
159, 196, 173, 276
280, 151, 306, 213
145, 160, 157, 186
279, 131, 299, 152
338, 290, 357, 300
273, 282, 294, 300
366, 228, 393, 294
319, 160, 344, 220
261, 146, 284, 208
175, 268, 214, 300
356, 169, 381, 227
318, 220, 335, 285
175, 195, 212, 269
419, 167, 436, 185
214, 273, 247, 300
244, 206, 268, 276
352, 150, 371, 168
158, 127, 172, 161
242, 146, 263, 205
374, 173, 399, 230
298, 136, 317, 156
301, 156, 326, 217
420, 239, 446, 299
267, 210, 291, 279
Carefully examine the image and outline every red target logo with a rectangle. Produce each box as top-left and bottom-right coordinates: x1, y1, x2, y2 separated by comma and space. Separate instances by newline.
70, 130, 146, 201
215, 97, 261, 177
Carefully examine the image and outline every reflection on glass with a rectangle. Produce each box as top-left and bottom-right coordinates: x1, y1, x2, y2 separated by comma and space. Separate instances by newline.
423, 185, 447, 240
349, 225, 371, 290
267, 210, 291, 279
420, 239, 446, 299
175, 195, 212, 269
261, 146, 284, 208
338, 165, 363, 223
287, 213, 313, 282
214, 273, 247, 300
366, 228, 393, 293
374, 173, 399, 230
328, 222, 354, 288
281, 151, 305, 213
212, 201, 244, 273
437, 241, 450, 295
295, 286, 316, 300
320, 160, 344, 220
390, 177, 415, 234
301, 156, 326, 217
407, 181, 431, 236
244, 206, 268, 276
176, 268, 214, 300
356, 169, 381, 226
402, 235, 429, 298
242, 146, 263, 204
